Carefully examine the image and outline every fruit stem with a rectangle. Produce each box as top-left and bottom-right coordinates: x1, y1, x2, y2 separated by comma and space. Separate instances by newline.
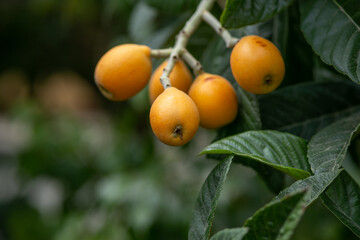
150, 48, 173, 58
160, 0, 216, 89
202, 10, 239, 48
182, 50, 204, 76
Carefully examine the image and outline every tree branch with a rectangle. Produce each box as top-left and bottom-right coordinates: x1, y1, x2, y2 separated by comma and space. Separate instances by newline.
150, 48, 173, 58
160, 0, 216, 89
182, 50, 204, 76
202, 10, 239, 48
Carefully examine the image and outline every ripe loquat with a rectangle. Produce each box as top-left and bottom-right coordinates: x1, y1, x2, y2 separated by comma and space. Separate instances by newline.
150, 87, 199, 146
188, 73, 238, 129
94, 44, 152, 101
230, 35, 285, 94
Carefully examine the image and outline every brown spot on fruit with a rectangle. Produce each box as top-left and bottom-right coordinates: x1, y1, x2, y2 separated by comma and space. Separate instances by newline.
204, 77, 215, 81
256, 40, 267, 47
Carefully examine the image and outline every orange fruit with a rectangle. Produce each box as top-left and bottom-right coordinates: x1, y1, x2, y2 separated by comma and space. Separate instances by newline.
188, 73, 238, 129
230, 35, 285, 94
148, 60, 192, 104
94, 44, 152, 101
150, 87, 199, 146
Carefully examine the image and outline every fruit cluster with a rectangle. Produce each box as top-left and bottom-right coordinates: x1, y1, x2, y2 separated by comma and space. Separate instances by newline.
94, 35, 285, 146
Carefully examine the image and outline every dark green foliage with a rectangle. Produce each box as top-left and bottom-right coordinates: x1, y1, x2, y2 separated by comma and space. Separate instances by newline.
1, 0, 360, 239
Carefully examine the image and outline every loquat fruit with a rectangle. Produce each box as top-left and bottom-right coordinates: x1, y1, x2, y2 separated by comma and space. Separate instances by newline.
150, 87, 199, 146
94, 44, 152, 101
230, 35, 285, 94
188, 73, 238, 129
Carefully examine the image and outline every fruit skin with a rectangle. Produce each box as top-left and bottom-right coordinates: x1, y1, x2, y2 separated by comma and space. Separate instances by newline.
148, 60, 193, 104
230, 35, 285, 94
94, 44, 152, 101
150, 87, 199, 146
188, 73, 238, 129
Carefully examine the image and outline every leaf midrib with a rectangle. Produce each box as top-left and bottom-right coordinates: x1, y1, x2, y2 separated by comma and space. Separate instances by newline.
333, 0, 360, 31
322, 193, 360, 232
310, 117, 360, 174
202, 149, 310, 179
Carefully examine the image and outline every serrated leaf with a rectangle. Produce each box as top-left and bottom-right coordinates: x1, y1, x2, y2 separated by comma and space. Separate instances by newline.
188, 156, 233, 240
260, 81, 360, 140
201, 131, 310, 179
243, 190, 308, 240
335, 0, 360, 26
210, 228, 249, 240
276, 170, 342, 206
220, 0, 295, 28
300, 0, 360, 84
322, 171, 360, 237
308, 111, 360, 174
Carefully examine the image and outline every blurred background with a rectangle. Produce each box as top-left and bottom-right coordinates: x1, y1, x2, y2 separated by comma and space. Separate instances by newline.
0, 0, 358, 239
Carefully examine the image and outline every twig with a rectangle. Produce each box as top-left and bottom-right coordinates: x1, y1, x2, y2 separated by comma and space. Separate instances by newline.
202, 10, 239, 48
160, 0, 216, 89
150, 48, 173, 58
181, 50, 204, 76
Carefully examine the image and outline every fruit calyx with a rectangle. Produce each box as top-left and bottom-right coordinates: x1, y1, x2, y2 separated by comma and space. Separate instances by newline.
263, 75, 273, 86
172, 125, 183, 140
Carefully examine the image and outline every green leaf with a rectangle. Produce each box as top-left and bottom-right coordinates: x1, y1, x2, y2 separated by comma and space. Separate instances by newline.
220, 0, 295, 28
276, 170, 342, 206
243, 190, 308, 240
188, 156, 233, 240
272, 8, 289, 57
201, 130, 310, 179
300, 0, 360, 84
210, 228, 249, 240
259, 81, 360, 140
334, 0, 360, 26
322, 171, 360, 237
308, 111, 360, 174
282, 4, 315, 87
312, 55, 350, 82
